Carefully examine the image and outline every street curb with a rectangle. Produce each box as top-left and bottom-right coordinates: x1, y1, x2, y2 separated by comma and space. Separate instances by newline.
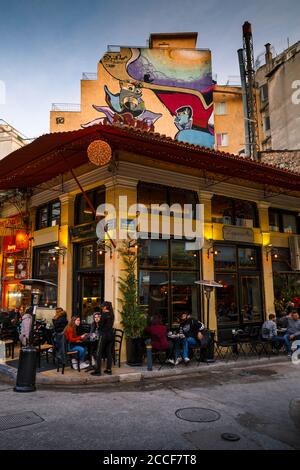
0, 355, 290, 388
0, 363, 17, 384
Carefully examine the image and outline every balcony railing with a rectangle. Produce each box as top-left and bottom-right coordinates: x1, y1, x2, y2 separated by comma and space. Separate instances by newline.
51, 103, 81, 112
82, 72, 97, 80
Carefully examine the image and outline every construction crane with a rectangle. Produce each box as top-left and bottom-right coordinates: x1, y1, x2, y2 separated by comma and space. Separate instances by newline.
238, 22, 260, 161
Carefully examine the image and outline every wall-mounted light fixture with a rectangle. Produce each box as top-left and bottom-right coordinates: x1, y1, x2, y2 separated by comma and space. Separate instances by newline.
52, 246, 67, 264
207, 239, 220, 259
265, 244, 278, 261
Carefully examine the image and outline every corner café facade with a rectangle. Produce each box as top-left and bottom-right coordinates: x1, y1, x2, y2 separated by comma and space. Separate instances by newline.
0, 123, 300, 341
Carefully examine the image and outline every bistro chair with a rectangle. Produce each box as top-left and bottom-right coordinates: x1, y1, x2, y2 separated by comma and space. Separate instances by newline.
214, 329, 239, 361
1, 339, 15, 359
33, 328, 54, 369
151, 348, 172, 370
55, 334, 81, 374
113, 328, 124, 368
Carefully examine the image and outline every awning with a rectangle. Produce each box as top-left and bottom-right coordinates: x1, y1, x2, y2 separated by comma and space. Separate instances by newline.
0, 123, 300, 193
0, 126, 103, 189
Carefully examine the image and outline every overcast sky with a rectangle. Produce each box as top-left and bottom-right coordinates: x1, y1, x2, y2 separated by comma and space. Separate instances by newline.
0, 0, 299, 138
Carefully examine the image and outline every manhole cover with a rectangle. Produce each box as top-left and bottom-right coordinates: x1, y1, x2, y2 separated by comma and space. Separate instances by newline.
221, 433, 241, 442
175, 407, 221, 423
239, 370, 255, 377
0, 411, 44, 431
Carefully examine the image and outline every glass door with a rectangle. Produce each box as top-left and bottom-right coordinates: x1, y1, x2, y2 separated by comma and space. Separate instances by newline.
79, 273, 103, 322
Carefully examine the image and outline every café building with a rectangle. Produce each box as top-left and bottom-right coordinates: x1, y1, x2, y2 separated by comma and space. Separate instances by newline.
0, 123, 300, 338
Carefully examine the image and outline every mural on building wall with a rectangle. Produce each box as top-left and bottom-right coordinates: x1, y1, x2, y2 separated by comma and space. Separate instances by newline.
82, 47, 214, 147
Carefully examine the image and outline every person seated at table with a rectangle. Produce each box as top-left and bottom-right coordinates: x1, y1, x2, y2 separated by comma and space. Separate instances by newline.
91, 301, 115, 376
144, 314, 175, 363
64, 316, 89, 369
175, 311, 206, 364
8, 307, 22, 325
283, 311, 300, 357
52, 308, 68, 334
261, 314, 287, 350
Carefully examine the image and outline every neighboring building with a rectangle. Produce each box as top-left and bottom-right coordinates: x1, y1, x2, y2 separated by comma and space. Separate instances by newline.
1, 123, 300, 349
50, 32, 245, 155
259, 149, 300, 173
214, 85, 245, 155
256, 40, 300, 151
0, 120, 27, 160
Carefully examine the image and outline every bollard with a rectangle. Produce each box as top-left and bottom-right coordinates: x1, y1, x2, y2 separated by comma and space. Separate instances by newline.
145, 339, 153, 371
14, 346, 37, 393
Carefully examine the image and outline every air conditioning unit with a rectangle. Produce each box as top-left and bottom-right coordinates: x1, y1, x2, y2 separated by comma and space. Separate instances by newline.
289, 235, 300, 270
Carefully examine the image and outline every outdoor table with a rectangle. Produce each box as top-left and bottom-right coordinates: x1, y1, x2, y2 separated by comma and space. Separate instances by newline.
167, 333, 185, 360
277, 328, 287, 336
80, 335, 99, 367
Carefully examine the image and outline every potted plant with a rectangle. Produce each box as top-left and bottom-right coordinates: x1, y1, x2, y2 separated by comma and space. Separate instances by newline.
118, 240, 147, 366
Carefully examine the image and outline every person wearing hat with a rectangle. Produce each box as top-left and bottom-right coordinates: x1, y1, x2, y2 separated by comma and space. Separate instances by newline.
176, 312, 207, 364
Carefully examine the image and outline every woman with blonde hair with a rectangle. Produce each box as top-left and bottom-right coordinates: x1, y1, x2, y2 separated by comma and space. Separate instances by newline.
64, 316, 89, 369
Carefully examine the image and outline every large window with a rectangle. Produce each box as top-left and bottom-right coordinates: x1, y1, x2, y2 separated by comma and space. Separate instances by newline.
214, 244, 263, 327
212, 195, 258, 228
138, 239, 200, 326
269, 209, 299, 234
32, 244, 58, 308
36, 201, 60, 230
137, 182, 198, 219
74, 186, 105, 226
272, 248, 300, 315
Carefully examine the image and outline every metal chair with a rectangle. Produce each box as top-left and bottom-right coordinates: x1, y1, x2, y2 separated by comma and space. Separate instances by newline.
113, 328, 124, 368
55, 335, 81, 374
214, 329, 239, 361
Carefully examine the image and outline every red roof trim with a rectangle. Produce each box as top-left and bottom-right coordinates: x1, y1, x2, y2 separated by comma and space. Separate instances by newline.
0, 123, 299, 192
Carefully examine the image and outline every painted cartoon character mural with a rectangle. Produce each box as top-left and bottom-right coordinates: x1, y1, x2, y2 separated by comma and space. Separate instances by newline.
82, 80, 162, 128
82, 46, 214, 147
174, 106, 193, 131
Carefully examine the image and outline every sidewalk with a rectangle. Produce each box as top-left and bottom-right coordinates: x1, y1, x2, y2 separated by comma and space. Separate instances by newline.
0, 352, 290, 388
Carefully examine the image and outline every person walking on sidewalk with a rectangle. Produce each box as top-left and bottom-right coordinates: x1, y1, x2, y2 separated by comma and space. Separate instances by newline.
91, 301, 115, 376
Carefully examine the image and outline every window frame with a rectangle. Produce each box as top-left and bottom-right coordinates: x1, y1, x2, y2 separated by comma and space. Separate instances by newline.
268, 208, 300, 234
215, 102, 227, 116
32, 243, 58, 308
137, 237, 201, 327
137, 182, 199, 220
36, 200, 61, 230
212, 195, 259, 228
74, 186, 105, 227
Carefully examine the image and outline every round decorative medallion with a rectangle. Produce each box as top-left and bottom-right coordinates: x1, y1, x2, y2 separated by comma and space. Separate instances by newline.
87, 140, 112, 166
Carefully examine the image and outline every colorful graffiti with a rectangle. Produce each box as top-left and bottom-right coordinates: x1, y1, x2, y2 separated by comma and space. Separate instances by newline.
82, 47, 214, 147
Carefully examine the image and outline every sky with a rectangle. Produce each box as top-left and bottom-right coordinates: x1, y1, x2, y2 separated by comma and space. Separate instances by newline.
0, 0, 299, 138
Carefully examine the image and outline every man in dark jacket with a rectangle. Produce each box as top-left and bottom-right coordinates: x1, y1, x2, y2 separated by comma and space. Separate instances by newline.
284, 311, 300, 356
177, 312, 206, 364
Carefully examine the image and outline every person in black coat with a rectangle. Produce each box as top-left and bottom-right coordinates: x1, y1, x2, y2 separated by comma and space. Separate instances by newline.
52, 308, 68, 334
89, 311, 101, 365
91, 301, 114, 376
